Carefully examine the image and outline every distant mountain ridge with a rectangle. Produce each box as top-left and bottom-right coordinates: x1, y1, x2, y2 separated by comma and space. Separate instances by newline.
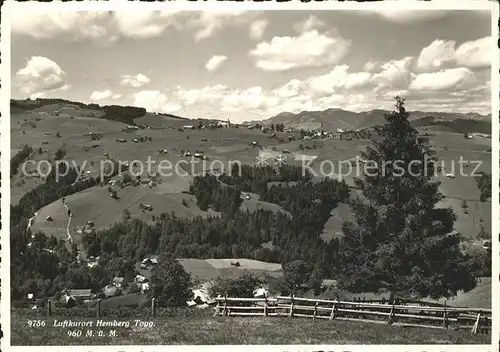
255, 108, 492, 134
11, 98, 492, 134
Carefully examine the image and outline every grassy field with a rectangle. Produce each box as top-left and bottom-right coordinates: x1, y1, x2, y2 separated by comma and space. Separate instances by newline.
178, 258, 283, 283
11, 312, 490, 345
321, 188, 491, 243
315, 277, 491, 310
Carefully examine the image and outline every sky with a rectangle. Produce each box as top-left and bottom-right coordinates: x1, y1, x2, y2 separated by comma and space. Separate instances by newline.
11, 9, 493, 122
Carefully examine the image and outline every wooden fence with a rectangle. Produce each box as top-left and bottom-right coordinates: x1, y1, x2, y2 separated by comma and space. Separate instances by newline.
213, 296, 492, 334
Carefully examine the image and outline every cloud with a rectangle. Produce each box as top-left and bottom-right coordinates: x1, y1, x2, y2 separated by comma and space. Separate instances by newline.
365, 9, 450, 24
186, 12, 261, 41
305, 65, 373, 97
249, 30, 351, 71
131, 55, 490, 121
11, 11, 262, 43
176, 54, 489, 120
249, 20, 268, 40
12, 12, 107, 39
11, 12, 182, 43
372, 57, 414, 91
417, 39, 456, 71
90, 89, 113, 101
112, 94, 122, 100
112, 12, 181, 39
221, 86, 280, 112
175, 85, 229, 106
409, 67, 474, 91
417, 36, 493, 71
120, 74, 150, 88
205, 55, 228, 72
15, 56, 67, 96
455, 36, 493, 69
273, 79, 305, 99
12, 12, 119, 45
293, 15, 327, 33
363, 61, 381, 73
133, 90, 181, 113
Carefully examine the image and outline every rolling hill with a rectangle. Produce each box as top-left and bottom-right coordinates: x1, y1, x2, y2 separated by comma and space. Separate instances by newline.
13, 98, 492, 245
260, 108, 491, 134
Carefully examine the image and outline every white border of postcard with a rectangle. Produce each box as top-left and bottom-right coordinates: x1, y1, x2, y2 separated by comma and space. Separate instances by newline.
1, 0, 499, 351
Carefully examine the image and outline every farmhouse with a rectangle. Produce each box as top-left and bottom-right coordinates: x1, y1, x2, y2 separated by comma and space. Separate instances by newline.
253, 287, 269, 298
135, 274, 148, 284
139, 203, 153, 211
112, 276, 125, 288
87, 256, 100, 268
183, 125, 195, 130
140, 282, 150, 294
134, 275, 150, 293
61, 289, 93, 305
187, 281, 215, 306
103, 284, 119, 298
140, 257, 159, 269
482, 240, 492, 249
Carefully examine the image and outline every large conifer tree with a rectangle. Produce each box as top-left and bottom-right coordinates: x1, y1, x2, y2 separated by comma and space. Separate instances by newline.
338, 97, 476, 299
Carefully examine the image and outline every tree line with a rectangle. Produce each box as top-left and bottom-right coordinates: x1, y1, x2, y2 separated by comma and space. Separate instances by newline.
11, 98, 146, 126
11, 144, 33, 177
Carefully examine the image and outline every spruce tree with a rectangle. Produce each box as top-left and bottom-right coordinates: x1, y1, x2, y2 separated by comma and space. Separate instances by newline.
338, 97, 476, 299
150, 255, 193, 307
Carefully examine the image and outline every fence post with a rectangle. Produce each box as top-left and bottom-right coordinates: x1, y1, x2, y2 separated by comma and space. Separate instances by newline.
313, 301, 318, 320
388, 300, 395, 325
224, 295, 228, 317
289, 294, 294, 318
264, 296, 268, 317
47, 299, 52, 318
329, 300, 337, 320
471, 313, 481, 334
96, 299, 101, 318
443, 300, 448, 330
151, 298, 156, 319
214, 297, 220, 317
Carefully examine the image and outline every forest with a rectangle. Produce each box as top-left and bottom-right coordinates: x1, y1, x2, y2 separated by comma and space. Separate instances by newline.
10, 159, 348, 300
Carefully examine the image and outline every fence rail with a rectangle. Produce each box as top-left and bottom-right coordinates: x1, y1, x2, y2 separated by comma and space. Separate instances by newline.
213, 296, 492, 334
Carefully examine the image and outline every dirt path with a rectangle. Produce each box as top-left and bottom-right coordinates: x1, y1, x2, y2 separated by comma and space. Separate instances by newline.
27, 212, 38, 232
63, 202, 73, 243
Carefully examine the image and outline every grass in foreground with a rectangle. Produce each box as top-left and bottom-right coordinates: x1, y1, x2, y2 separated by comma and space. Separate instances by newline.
11, 313, 490, 345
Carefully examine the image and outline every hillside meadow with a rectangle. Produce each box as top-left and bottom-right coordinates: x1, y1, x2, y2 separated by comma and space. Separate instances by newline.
11, 311, 490, 345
